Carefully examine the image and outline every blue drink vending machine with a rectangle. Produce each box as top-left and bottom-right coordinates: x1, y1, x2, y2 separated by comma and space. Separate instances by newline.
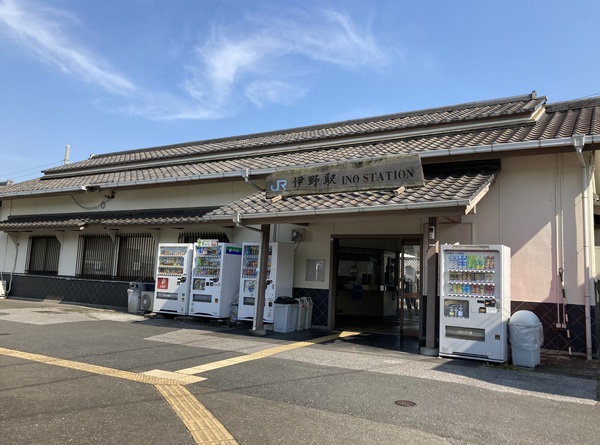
439, 244, 511, 362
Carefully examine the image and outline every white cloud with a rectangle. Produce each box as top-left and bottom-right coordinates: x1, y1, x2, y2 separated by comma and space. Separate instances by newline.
245, 80, 308, 108
0, 0, 134, 95
0, 2, 387, 120
181, 9, 388, 116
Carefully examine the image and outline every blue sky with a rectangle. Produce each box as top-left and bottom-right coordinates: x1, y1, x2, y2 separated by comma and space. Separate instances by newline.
0, 0, 598, 182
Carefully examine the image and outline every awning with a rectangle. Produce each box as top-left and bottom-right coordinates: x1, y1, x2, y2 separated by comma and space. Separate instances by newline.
0, 207, 218, 231
203, 167, 499, 225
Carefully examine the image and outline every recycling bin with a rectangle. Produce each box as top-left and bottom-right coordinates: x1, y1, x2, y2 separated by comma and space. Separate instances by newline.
273, 297, 299, 333
127, 282, 144, 314
304, 297, 313, 329
295, 297, 307, 330
508, 310, 543, 367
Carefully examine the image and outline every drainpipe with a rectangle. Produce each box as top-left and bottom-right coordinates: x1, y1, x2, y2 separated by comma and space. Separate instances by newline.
573, 135, 593, 360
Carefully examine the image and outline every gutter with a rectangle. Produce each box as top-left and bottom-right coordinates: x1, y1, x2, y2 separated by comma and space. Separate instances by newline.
573, 135, 594, 360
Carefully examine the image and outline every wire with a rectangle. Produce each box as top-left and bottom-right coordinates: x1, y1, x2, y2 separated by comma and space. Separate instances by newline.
71, 195, 108, 210
0, 160, 64, 181
573, 92, 600, 100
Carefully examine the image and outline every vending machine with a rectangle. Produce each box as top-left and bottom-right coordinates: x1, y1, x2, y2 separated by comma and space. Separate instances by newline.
153, 243, 194, 315
238, 242, 295, 323
439, 244, 511, 362
188, 240, 242, 318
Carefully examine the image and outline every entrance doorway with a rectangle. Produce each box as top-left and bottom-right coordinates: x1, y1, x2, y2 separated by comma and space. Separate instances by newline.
333, 237, 422, 338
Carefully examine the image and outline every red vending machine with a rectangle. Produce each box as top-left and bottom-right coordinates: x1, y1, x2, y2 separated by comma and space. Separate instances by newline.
153, 243, 193, 315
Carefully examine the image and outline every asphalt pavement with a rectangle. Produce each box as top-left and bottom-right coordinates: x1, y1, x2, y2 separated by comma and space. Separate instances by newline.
0, 297, 598, 445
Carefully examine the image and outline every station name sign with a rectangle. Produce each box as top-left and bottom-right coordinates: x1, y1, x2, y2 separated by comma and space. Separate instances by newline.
265, 155, 424, 198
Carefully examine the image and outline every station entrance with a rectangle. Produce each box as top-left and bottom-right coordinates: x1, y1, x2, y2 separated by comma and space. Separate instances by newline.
333, 236, 422, 339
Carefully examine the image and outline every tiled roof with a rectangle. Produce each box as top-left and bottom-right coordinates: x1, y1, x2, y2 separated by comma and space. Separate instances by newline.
1, 93, 599, 199
43, 93, 544, 175
203, 166, 498, 224
0, 208, 217, 231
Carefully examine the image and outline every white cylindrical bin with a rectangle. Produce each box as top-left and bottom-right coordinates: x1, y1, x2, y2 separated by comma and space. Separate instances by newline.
508, 310, 544, 368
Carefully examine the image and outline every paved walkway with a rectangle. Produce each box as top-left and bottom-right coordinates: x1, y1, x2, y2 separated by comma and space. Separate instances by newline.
0, 297, 598, 445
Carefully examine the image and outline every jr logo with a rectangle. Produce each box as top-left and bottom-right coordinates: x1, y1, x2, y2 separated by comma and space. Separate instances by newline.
270, 179, 287, 192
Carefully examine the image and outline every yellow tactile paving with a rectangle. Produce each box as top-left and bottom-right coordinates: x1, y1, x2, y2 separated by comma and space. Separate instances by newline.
0, 346, 238, 444
0, 331, 359, 445
176, 330, 360, 375
155, 384, 237, 444
142, 369, 207, 384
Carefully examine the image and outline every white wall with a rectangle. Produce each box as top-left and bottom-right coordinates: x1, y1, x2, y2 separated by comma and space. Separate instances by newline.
5, 180, 256, 217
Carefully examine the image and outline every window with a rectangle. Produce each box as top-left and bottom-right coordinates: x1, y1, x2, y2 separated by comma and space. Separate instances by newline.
76, 233, 156, 281
26, 236, 60, 275
116, 233, 156, 281
76, 235, 115, 279
178, 231, 229, 243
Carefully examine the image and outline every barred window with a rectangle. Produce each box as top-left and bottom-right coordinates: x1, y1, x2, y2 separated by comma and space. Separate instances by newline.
76, 235, 115, 279
76, 233, 156, 281
26, 235, 60, 275
116, 233, 156, 281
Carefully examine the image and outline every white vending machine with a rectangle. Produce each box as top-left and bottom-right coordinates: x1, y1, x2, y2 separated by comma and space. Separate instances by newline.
188, 240, 242, 318
238, 242, 295, 323
153, 243, 193, 315
439, 244, 511, 363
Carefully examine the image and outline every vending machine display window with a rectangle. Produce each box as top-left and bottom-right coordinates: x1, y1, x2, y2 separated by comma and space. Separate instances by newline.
243, 280, 257, 293
193, 278, 206, 291
443, 299, 469, 319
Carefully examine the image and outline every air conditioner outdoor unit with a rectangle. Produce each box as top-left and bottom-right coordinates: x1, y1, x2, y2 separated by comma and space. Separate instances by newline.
140, 291, 154, 312
0, 280, 6, 298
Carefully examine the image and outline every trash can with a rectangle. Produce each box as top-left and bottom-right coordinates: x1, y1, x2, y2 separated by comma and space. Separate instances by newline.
295, 297, 307, 330
508, 310, 544, 367
304, 297, 313, 329
273, 297, 299, 333
127, 282, 144, 314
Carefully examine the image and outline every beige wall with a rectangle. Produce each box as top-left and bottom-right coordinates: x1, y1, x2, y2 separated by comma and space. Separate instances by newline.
441, 154, 585, 305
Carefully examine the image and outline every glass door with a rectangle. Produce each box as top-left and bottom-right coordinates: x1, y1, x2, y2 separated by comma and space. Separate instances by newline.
399, 240, 421, 336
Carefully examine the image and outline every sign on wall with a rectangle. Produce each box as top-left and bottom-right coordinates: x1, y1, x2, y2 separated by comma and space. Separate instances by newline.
265, 154, 424, 198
